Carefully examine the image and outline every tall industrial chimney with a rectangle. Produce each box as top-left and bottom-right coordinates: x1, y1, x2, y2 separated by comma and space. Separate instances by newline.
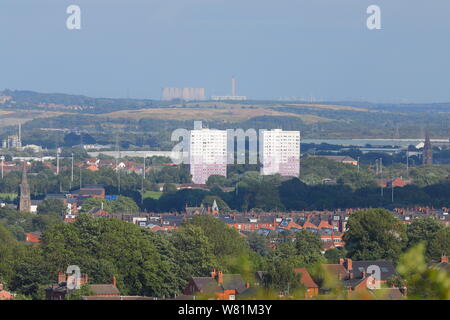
231, 77, 236, 97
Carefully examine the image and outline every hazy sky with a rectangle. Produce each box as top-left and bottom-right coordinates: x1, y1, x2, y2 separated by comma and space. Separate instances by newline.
1, 0, 450, 102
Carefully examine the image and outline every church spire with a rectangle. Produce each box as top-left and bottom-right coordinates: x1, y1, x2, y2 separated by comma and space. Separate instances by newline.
422, 130, 433, 166
18, 162, 31, 213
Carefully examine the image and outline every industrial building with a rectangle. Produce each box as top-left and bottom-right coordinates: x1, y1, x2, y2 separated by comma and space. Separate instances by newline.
161, 87, 206, 101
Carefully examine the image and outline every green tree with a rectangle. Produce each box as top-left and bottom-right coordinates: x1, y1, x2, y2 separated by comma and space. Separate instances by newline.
187, 216, 248, 258
206, 175, 227, 188
0, 224, 25, 284
397, 243, 450, 299
80, 196, 138, 213
201, 195, 230, 212
344, 209, 407, 262
162, 183, 177, 194
0, 208, 35, 240
263, 255, 301, 293
428, 227, 450, 261
110, 196, 139, 213
406, 218, 443, 260
294, 230, 324, 265
80, 197, 110, 213
247, 232, 269, 257
66, 284, 94, 300
37, 198, 66, 217
324, 247, 347, 264
279, 178, 308, 211
170, 225, 216, 281
9, 245, 50, 300
39, 215, 180, 297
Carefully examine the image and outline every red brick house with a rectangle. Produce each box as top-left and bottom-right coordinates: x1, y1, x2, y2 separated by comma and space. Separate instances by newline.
0, 283, 14, 300
229, 216, 277, 232
25, 232, 42, 243
45, 272, 119, 300
71, 185, 106, 199
387, 177, 407, 188
320, 232, 345, 250
293, 268, 319, 298
322, 258, 405, 298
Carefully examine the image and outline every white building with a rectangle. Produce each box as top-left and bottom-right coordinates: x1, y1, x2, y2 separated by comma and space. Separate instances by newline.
211, 95, 247, 101
189, 127, 227, 184
22, 145, 43, 153
260, 129, 300, 177
162, 87, 206, 101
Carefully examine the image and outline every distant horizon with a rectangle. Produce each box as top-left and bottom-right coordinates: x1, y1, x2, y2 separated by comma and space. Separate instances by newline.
3, 87, 450, 105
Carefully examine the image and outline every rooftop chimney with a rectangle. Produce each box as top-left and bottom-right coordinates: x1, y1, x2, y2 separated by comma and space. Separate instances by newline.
211, 269, 217, 279
112, 276, 117, 288
345, 258, 353, 272
231, 77, 236, 96
217, 271, 223, 285
80, 274, 89, 285
58, 272, 66, 284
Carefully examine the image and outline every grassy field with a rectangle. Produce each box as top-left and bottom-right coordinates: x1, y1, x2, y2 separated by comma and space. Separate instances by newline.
283, 103, 374, 112
142, 191, 163, 200
0, 110, 68, 128
0, 193, 17, 201
102, 105, 332, 124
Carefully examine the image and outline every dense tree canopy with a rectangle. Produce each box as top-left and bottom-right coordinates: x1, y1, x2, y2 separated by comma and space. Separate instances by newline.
81, 196, 139, 213
406, 218, 444, 260
344, 209, 407, 262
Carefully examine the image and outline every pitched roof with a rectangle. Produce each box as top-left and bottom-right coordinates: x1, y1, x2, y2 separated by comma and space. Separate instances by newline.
322, 241, 337, 251
191, 277, 218, 294
341, 276, 367, 289
222, 274, 247, 294
317, 220, 335, 230
89, 284, 120, 296
351, 261, 397, 281
323, 264, 349, 279
191, 274, 249, 295
302, 220, 318, 230
293, 268, 319, 288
